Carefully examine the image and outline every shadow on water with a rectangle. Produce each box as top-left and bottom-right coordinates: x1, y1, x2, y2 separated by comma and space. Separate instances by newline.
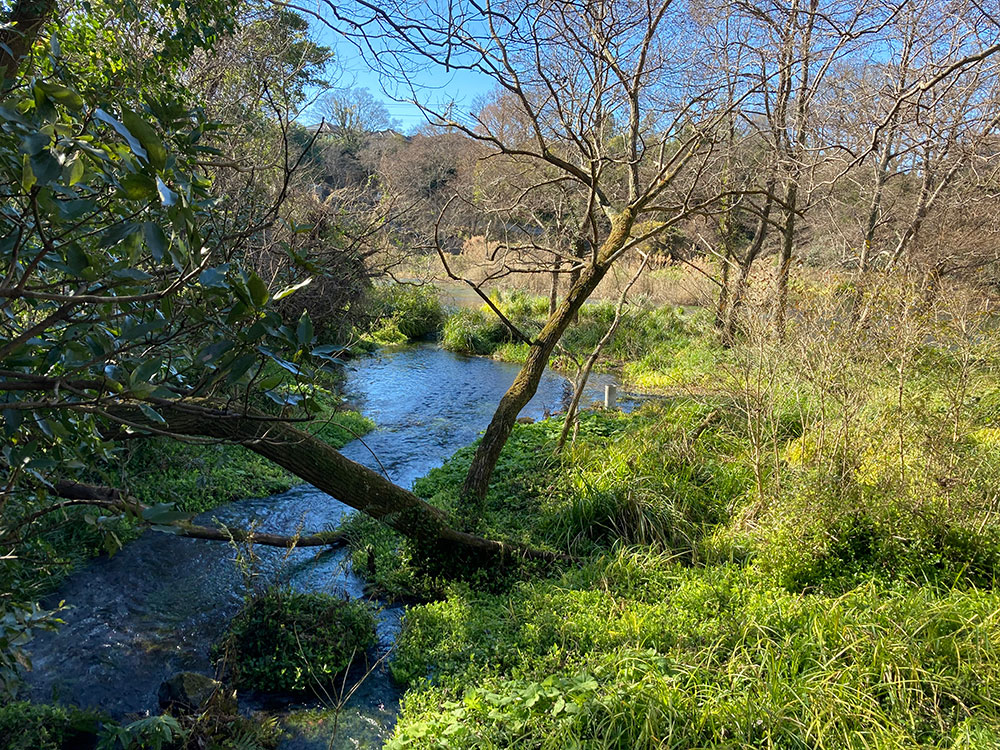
26, 344, 625, 748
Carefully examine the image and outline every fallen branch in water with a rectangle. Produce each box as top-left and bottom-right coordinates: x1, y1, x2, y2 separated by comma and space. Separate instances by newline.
20, 481, 347, 549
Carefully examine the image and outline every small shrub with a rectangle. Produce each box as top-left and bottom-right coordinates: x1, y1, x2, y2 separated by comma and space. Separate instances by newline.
440, 309, 511, 355
98, 714, 184, 750
0, 701, 104, 750
215, 588, 376, 693
365, 285, 444, 343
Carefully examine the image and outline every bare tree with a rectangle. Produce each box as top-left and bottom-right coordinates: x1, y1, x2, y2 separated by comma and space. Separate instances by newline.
300, 0, 759, 513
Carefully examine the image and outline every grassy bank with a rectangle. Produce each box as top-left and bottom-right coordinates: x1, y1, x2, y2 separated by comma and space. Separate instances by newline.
356, 284, 445, 348
439, 289, 722, 390
342, 279, 1000, 748
383, 403, 1000, 746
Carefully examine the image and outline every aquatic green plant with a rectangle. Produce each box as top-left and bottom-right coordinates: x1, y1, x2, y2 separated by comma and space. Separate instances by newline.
216, 588, 376, 693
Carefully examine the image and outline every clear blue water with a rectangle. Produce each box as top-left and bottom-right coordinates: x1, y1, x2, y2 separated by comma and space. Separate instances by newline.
25, 345, 621, 747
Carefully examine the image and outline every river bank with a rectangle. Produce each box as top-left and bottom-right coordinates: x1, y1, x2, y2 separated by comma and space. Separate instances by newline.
20, 344, 622, 748
14, 280, 1000, 749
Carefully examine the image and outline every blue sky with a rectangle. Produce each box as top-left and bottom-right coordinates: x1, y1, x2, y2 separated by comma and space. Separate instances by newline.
303, 19, 496, 133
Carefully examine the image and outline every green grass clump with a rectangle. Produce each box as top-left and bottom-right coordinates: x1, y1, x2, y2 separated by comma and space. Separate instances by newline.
215, 588, 376, 694
440, 308, 514, 355
363, 284, 444, 345
341, 402, 750, 600
750, 446, 1000, 593
441, 291, 547, 356
565, 302, 687, 364
0, 701, 104, 750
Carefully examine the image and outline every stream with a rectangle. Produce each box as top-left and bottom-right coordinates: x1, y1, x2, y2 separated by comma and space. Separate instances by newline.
25, 344, 623, 748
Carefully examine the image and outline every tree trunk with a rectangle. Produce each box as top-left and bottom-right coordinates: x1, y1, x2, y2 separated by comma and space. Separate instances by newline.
0, 0, 56, 82
567, 236, 590, 325
773, 182, 797, 342
715, 249, 731, 330
112, 401, 566, 563
460, 210, 636, 513
722, 185, 774, 346
860, 134, 894, 272
548, 256, 561, 317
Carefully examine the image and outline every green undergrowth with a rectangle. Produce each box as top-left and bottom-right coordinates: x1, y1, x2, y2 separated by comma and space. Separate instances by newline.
359, 284, 445, 347
0, 701, 105, 750
390, 554, 1000, 749
341, 402, 748, 599
214, 587, 376, 694
0, 698, 282, 750
439, 289, 725, 390
363, 378, 1000, 747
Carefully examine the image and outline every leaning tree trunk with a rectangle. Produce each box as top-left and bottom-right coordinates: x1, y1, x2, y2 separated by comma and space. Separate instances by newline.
460, 210, 636, 514
112, 401, 565, 564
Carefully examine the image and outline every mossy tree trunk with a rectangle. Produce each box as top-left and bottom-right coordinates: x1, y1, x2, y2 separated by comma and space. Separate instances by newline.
110, 401, 565, 563
460, 210, 637, 514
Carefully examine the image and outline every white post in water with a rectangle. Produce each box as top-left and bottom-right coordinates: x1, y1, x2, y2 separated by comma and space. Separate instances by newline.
604, 384, 617, 410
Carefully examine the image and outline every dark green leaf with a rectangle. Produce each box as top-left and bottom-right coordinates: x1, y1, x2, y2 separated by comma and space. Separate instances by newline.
36, 81, 85, 110
119, 173, 156, 200
20, 131, 52, 156
297, 312, 313, 346
29, 150, 62, 185
227, 353, 260, 384
143, 221, 168, 261
131, 358, 162, 384
247, 273, 268, 307
199, 266, 229, 289
94, 108, 148, 160
122, 109, 168, 170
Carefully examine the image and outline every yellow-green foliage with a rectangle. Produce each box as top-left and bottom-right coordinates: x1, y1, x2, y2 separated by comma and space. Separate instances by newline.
623, 340, 723, 390
370, 282, 1000, 748
380, 338, 1000, 747
361, 284, 444, 345
439, 289, 699, 384
391, 552, 1000, 749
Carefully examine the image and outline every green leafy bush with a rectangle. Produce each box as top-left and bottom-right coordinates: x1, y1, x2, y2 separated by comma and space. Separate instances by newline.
365, 285, 444, 344
98, 714, 184, 750
440, 309, 512, 355
0, 701, 103, 750
216, 589, 376, 693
